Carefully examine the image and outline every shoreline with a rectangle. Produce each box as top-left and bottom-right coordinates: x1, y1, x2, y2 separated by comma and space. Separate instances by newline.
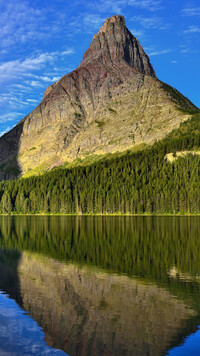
1, 213, 200, 217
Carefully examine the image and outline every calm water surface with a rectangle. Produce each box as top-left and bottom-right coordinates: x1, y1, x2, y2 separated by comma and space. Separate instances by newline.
0, 216, 200, 356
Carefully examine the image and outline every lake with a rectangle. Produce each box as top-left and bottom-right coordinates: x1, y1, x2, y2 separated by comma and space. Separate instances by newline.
0, 215, 200, 355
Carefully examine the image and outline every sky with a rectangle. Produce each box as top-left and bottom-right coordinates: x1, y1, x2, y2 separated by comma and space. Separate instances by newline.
0, 0, 199, 137
0, 291, 68, 355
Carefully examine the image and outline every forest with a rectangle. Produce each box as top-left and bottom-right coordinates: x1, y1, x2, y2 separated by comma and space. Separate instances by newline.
0, 113, 200, 215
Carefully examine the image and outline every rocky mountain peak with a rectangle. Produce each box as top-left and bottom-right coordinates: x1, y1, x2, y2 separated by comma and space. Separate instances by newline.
0, 15, 198, 180
79, 15, 156, 77
93, 15, 126, 39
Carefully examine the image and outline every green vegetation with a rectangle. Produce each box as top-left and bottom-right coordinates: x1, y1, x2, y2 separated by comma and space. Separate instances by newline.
0, 114, 200, 215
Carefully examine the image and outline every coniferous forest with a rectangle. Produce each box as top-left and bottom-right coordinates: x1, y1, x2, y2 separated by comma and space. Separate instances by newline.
0, 114, 200, 215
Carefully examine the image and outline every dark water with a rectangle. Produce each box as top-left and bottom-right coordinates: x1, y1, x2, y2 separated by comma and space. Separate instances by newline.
0, 216, 200, 356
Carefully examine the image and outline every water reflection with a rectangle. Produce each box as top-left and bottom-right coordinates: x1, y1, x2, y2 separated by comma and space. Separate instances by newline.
0, 216, 200, 356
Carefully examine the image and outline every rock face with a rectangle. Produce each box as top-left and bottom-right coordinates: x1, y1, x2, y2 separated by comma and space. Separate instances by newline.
0, 15, 198, 178
80, 15, 156, 77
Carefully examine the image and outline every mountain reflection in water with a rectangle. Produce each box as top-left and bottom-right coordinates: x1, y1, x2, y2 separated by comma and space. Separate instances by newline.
0, 216, 200, 356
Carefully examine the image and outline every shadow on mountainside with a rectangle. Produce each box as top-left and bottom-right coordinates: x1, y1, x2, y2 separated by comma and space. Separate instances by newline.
0, 121, 24, 181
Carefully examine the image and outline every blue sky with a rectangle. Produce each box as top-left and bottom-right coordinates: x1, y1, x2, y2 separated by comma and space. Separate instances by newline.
0, 0, 200, 136
0, 291, 68, 355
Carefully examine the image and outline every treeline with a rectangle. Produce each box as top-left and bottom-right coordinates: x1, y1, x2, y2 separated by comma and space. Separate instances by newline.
0, 114, 200, 215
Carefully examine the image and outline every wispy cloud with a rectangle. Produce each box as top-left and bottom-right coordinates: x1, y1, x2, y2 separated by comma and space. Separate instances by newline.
26, 99, 40, 104
0, 53, 54, 82
69, 14, 106, 35
0, 126, 12, 137
0, 112, 22, 123
0, 50, 74, 85
61, 49, 75, 56
130, 28, 145, 38
0, 2, 43, 48
148, 48, 172, 56
182, 7, 200, 16
84, 0, 163, 15
0, 47, 74, 119
87, 0, 124, 13
52, 76, 61, 82
131, 15, 168, 30
25, 81, 44, 88
83, 14, 107, 32
180, 47, 197, 55
0, 0, 68, 51
184, 26, 200, 34
128, 0, 163, 11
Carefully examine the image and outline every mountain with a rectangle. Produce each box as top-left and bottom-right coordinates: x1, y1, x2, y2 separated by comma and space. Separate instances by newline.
0, 15, 198, 180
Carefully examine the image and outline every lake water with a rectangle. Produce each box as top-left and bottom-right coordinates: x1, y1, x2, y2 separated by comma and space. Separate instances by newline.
0, 216, 200, 356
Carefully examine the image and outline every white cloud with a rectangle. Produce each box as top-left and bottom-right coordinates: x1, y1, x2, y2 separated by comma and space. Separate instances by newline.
0, 0, 69, 51
170, 60, 177, 64
148, 48, 172, 56
61, 49, 74, 55
26, 99, 40, 103
52, 76, 61, 82
0, 112, 22, 123
184, 26, 200, 34
0, 46, 74, 122
0, 53, 53, 82
130, 28, 145, 38
38, 76, 52, 82
84, 0, 125, 13
0, 50, 73, 85
83, 14, 106, 30
144, 45, 155, 51
0, 126, 12, 137
128, 0, 162, 11
13, 84, 30, 90
131, 15, 168, 30
25, 81, 44, 88
84, 0, 163, 16
180, 47, 197, 55
181, 48, 190, 54
0, 2, 44, 48
69, 14, 107, 35
182, 7, 200, 16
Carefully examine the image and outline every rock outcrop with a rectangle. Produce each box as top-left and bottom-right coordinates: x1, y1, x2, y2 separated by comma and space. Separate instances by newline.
0, 15, 198, 178
80, 15, 156, 77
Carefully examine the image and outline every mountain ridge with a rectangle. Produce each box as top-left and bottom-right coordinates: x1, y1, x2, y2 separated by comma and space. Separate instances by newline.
0, 15, 199, 180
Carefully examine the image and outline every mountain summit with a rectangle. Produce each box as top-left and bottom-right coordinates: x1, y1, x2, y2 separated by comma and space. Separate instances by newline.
80, 15, 156, 77
0, 15, 198, 179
